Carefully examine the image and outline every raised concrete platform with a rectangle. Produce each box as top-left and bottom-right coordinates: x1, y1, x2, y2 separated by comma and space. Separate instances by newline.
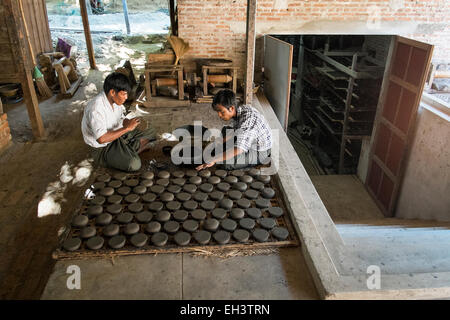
254, 92, 450, 299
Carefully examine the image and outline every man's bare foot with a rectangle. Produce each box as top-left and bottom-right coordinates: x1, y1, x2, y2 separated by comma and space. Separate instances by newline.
138, 140, 153, 154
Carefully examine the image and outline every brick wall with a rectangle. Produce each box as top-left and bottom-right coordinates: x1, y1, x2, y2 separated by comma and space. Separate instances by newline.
178, 0, 450, 81
178, 0, 248, 79
0, 113, 12, 152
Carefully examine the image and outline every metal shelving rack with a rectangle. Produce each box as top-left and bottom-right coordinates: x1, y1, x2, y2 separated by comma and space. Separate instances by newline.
301, 40, 384, 174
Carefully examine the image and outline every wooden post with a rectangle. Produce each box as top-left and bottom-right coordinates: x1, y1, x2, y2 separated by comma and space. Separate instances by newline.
21, 72, 46, 139
203, 66, 208, 96
177, 67, 184, 100
122, 0, 130, 35
232, 68, 237, 93
244, 0, 257, 105
145, 70, 152, 100
79, 0, 97, 69
169, 0, 177, 36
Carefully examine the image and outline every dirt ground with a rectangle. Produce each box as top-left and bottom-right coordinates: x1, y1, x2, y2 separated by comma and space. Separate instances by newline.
46, 0, 169, 14
0, 29, 169, 298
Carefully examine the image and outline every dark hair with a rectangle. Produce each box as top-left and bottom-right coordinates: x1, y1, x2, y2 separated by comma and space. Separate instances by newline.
103, 72, 131, 94
212, 89, 236, 111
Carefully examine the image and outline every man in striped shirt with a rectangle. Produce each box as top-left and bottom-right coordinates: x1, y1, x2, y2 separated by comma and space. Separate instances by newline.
196, 89, 272, 171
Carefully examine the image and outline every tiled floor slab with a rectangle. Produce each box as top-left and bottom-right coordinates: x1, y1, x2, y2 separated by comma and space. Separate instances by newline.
41, 254, 183, 299
182, 248, 319, 300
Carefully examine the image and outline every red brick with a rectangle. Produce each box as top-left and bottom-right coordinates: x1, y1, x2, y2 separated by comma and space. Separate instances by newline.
177, 0, 450, 80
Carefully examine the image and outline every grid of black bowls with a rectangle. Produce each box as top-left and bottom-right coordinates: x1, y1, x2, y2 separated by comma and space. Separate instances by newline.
62, 168, 290, 252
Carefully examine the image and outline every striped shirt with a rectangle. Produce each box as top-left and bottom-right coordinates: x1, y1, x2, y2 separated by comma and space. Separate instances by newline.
231, 105, 272, 152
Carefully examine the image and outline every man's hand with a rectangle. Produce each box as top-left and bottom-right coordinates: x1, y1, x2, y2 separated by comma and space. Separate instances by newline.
97, 117, 141, 145
123, 117, 140, 132
196, 161, 216, 171
196, 146, 245, 171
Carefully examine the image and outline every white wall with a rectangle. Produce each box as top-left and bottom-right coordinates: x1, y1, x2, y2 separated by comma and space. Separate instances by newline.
395, 102, 450, 221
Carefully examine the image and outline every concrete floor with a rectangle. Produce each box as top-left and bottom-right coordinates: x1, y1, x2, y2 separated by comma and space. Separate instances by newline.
0, 105, 91, 299
311, 175, 384, 222
41, 248, 318, 299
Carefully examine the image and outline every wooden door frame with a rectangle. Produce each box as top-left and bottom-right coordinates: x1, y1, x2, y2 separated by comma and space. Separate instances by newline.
366, 35, 434, 217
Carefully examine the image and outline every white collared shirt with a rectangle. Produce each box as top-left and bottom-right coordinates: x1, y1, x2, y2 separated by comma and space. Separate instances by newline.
81, 92, 125, 148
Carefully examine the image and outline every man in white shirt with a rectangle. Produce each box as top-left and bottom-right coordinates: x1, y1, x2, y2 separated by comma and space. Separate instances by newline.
81, 72, 155, 171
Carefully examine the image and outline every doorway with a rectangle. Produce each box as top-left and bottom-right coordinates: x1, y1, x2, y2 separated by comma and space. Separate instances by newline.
261, 34, 434, 220
268, 35, 392, 177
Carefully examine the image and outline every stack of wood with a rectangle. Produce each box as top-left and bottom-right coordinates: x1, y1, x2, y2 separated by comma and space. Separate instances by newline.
38, 52, 77, 89
37, 52, 82, 98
